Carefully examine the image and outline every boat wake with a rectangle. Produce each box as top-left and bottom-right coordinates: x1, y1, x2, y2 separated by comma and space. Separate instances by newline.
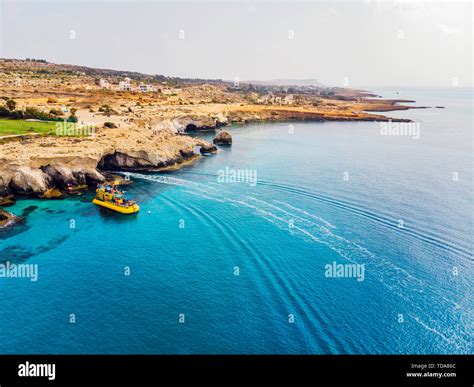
122, 171, 473, 353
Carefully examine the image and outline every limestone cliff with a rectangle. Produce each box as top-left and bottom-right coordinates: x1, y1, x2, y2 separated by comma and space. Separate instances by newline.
0, 127, 212, 199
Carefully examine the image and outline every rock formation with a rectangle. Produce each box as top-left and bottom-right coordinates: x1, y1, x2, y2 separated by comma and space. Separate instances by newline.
0, 127, 214, 200
0, 208, 22, 229
213, 130, 232, 145
199, 144, 218, 154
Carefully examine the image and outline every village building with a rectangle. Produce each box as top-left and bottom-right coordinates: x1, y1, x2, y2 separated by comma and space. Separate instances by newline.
258, 93, 294, 105
138, 83, 155, 92
98, 78, 110, 89
118, 77, 132, 91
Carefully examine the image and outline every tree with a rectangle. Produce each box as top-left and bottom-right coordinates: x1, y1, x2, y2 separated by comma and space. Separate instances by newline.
6, 99, 16, 111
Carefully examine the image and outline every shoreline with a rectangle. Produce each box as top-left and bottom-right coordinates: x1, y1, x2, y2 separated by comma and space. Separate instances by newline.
0, 109, 414, 206
0, 58, 424, 205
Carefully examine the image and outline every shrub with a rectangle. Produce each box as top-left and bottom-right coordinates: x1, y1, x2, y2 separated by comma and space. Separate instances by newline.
24, 107, 50, 120
104, 122, 117, 129
49, 108, 63, 116
47, 97, 58, 104
0, 104, 78, 122
6, 99, 16, 111
98, 105, 117, 115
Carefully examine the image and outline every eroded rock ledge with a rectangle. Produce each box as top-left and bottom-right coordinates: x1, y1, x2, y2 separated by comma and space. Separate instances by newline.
0, 208, 22, 229
0, 127, 212, 200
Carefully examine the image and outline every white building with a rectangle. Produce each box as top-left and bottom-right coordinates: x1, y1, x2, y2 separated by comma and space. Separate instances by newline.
99, 78, 110, 89
118, 78, 132, 91
138, 83, 155, 92
258, 93, 294, 105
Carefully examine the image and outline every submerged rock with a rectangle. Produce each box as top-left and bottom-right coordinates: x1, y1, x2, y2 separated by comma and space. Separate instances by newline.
0, 208, 22, 229
21, 205, 38, 217
213, 130, 232, 145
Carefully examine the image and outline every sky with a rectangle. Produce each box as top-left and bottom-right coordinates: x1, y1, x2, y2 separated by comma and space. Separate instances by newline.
0, 0, 472, 87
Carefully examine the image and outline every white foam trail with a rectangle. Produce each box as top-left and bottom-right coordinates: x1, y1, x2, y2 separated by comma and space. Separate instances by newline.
227, 198, 288, 224
126, 171, 470, 351
125, 172, 217, 193
274, 200, 336, 229
230, 197, 470, 350
246, 197, 315, 225
410, 315, 454, 345
183, 190, 225, 203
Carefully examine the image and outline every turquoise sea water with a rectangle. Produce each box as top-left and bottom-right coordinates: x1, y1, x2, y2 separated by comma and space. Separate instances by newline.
0, 88, 472, 354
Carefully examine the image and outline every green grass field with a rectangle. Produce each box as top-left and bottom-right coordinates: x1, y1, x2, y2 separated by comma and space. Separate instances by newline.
0, 118, 58, 136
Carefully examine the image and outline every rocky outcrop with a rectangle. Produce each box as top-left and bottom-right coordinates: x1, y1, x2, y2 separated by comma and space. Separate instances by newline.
213, 130, 232, 145
98, 152, 155, 170
98, 149, 197, 170
39, 165, 104, 188
0, 208, 22, 229
0, 164, 104, 197
0, 126, 214, 199
199, 144, 218, 154
173, 115, 215, 132
172, 114, 229, 133
8, 167, 52, 195
42, 188, 63, 199
0, 194, 15, 207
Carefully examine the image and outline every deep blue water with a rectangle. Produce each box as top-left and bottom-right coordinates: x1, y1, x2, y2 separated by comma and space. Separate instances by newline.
0, 87, 472, 354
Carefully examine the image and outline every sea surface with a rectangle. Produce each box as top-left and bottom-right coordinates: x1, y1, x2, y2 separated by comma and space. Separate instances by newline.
0, 87, 472, 354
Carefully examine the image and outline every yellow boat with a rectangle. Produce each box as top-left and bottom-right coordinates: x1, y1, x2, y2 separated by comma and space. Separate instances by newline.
93, 184, 140, 214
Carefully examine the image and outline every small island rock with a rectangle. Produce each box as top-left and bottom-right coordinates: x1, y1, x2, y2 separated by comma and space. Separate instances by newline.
213, 130, 232, 145
199, 144, 218, 154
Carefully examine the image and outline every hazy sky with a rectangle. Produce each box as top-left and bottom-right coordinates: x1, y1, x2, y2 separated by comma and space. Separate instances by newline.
0, 0, 472, 87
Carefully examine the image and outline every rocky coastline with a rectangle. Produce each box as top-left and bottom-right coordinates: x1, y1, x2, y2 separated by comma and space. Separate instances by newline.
0, 127, 214, 208
0, 58, 421, 210
0, 106, 412, 207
